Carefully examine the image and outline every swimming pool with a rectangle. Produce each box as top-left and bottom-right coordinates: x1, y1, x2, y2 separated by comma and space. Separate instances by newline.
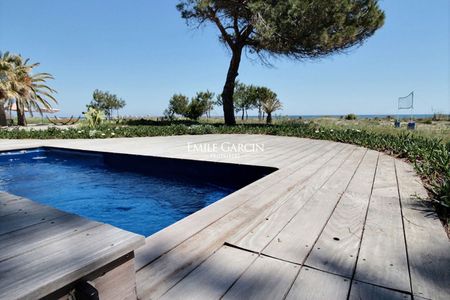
0, 147, 274, 237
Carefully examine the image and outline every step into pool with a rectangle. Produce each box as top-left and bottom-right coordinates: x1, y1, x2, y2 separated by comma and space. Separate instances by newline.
0, 147, 275, 237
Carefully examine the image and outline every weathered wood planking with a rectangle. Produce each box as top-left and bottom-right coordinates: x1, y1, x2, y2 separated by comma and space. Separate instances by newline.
262, 147, 366, 264
160, 246, 256, 300
349, 280, 411, 300
225, 144, 355, 248
160, 134, 268, 160
264, 138, 316, 166
0, 195, 42, 217
136, 143, 350, 299
1, 136, 447, 300
243, 138, 319, 166
0, 192, 25, 203
0, 202, 66, 235
0, 191, 144, 300
0, 141, 44, 152
91, 256, 138, 300
134, 140, 334, 270
285, 267, 350, 300
354, 154, 411, 292
0, 221, 143, 300
222, 255, 299, 300
0, 214, 101, 262
232, 145, 357, 252
395, 159, 450, 300
305, 150, 379, 277
136, 142, 345, 298
0, 192, 18, 202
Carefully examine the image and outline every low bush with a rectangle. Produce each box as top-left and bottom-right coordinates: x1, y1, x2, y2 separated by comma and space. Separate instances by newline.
345, 113, 357, 120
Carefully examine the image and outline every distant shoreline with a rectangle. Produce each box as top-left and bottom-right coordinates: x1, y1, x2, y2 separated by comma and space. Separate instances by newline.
206, 114, 448, 120
284, 114, 445, 120
37, 113, 449, 120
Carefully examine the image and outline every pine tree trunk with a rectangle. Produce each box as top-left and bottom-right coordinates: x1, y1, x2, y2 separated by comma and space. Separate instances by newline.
221, 47, 243, 125
17, 103, 27, 126
241, 109, 244, 120
0, 100, 7, 126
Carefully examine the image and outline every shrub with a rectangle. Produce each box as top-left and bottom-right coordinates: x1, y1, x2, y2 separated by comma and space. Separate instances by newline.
184, 98, 207, 120
344, 113, 357, 120
83, 108, 106, 128
167, 94, 189, 117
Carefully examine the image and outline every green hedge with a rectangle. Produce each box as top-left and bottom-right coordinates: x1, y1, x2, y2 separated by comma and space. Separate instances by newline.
1, 123, 449, 221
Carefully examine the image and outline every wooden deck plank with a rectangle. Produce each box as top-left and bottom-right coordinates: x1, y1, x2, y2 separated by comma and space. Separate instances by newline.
0, 195, 41, 217
349, 281, 411, 300
305, 150, 379, 277
395, 159, 450, 300
160, 134, 261, 158
264, 138, 315, 166
285, 267, 350, 300
225, 143, 355, 247
136, 143, 349, 299
134, 139, 333, 270
232, 146, 360, 252
231, 137, 317, 166
0, 214, 101, 262
222, 255, 299, 300
0, 202, 66, 235
0, 222, 143, 300
0, 191, 25, 204
261, 147, 366, 264
160, 246, 256, 300
354, 154, 411, 292
91, 257, 138, 300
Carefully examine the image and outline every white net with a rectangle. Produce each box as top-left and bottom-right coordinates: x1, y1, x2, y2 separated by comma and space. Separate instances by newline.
398, 92, 414, 110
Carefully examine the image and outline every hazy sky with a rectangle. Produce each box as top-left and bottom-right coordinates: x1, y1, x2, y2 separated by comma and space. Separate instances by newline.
1, 0, 449, 117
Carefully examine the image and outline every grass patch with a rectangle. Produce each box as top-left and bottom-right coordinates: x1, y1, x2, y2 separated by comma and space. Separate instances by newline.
1, 122, 449, 226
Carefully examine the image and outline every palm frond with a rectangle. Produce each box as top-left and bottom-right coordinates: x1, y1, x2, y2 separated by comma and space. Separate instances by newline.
0, 53, 58, 124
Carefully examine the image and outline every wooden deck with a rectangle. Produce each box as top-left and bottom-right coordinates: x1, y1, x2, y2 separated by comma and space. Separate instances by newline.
0, 192, 144, 299
1, 135, 449, 300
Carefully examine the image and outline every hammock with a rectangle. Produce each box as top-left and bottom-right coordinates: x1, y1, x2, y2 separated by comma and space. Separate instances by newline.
46, 116, 81, 125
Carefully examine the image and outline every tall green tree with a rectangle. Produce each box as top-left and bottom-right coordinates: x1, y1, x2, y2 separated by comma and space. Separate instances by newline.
234, 82, 258, 120
165, 92, 212, 120
184, 96, 208, 120
194, 90, 215, 118
16, 67, 57, 126
177, 0, 385, 125
165, 93, 189, 119
0, 52, 20, 125
0, 53, 57, 126
88, 90, 126, 120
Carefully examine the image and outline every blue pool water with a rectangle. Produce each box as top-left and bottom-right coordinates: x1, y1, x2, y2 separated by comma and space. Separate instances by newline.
0, 148, 239, 237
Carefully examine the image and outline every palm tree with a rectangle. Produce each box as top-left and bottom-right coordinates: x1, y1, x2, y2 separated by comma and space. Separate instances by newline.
0, 59, 11, 126
10, 56, 57, 126
0, 52, 22, 126
262, 94, 283, 125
